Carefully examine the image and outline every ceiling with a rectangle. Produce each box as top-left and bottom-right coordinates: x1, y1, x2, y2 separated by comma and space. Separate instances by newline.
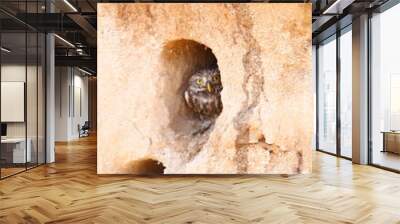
0, 0, 394, 74
1, 0, 97, 73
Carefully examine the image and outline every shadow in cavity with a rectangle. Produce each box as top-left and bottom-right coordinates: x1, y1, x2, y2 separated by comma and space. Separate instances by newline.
159, 39, 222, 135
130, 159, 165, 175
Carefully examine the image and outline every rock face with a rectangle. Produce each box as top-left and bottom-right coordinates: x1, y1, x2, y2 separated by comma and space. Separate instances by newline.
97, 3, 312, 174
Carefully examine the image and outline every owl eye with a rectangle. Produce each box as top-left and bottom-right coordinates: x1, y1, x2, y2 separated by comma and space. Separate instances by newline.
212, 76, 220, 82
196, 79, 204, 86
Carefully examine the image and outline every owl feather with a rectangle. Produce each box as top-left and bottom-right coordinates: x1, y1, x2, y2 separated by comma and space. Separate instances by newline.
184, 68, 223, 120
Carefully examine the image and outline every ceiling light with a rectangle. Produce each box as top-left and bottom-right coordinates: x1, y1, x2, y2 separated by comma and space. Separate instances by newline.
323, 0, 355, 15
78, 67, 93, 76
1, 47, 11, 53
63, 0, 78, 12
54, 34, 75, 48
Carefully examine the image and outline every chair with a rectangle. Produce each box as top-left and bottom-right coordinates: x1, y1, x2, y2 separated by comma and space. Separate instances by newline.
79, 121, 90, 138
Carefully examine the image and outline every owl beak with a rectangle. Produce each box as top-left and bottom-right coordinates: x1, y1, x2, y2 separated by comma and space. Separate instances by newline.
207, 83, 213, 93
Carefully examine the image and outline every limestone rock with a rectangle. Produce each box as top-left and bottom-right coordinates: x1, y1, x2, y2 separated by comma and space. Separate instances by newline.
97, 3, 312, 174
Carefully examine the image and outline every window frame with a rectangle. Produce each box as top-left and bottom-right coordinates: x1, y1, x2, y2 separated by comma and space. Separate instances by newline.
315, 24, 353, 161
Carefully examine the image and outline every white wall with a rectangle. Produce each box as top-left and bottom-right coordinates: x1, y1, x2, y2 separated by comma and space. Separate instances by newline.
55, 67, 70, 141
55, 67, 89, 141
1, 65, 26, 138
1, 65, 40, 137
72, 73, 89, 138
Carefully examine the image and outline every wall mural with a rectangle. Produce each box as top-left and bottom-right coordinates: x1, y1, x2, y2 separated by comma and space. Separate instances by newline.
97, 3, 312, 174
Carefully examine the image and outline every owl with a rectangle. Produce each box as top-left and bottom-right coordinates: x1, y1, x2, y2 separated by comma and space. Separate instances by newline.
184, 68, 223, 120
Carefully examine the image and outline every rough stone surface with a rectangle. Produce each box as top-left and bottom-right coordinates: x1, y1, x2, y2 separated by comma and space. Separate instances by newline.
97, 3, 312, 174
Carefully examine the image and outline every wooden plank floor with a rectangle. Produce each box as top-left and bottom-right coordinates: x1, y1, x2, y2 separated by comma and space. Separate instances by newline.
1, 135, 400, 224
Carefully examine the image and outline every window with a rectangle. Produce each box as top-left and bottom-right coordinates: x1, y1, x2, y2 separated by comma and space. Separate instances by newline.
340, 28, 352, 158
390, 74, 400, 130
317, 36, 337, 154
371, 3, 400, 171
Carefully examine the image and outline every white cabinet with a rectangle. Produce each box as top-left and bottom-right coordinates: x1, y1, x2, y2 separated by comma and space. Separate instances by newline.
1, 138, 32, 163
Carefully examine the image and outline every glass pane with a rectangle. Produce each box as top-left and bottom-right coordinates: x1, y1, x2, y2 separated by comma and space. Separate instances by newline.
371, 4, 400, 171
312, 45, 317, 150
340, 29, 352, 158
27, 31, 38, 169
26, 0, 38, 169
0, 1, 46, 178
38, 32, 45, 165
318, 37, 337, 154
1, 31, 27, 177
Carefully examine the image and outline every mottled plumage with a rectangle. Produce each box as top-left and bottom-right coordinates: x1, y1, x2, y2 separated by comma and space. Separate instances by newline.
184, 68, 223, 119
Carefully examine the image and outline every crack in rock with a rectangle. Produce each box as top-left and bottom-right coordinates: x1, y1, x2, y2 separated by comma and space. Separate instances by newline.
230, 5, 266, 173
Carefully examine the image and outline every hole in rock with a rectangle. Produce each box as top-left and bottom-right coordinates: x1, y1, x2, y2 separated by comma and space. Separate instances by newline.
160, 39, 223, 136
130, 159, 165, 175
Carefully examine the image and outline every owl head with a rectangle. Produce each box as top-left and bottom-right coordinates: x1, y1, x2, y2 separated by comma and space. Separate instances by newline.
188, 68, 223, 94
